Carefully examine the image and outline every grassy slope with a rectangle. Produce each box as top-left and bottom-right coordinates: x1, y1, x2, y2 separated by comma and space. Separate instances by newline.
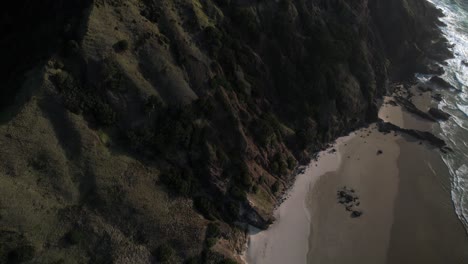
0, 0, 449, 263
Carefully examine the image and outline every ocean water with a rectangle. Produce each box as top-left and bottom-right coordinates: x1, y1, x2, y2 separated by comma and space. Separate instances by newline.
425, 0, 468, 231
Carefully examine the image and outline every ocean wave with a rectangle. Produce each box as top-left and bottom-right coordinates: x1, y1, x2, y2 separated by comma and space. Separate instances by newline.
427, 0, 468, 234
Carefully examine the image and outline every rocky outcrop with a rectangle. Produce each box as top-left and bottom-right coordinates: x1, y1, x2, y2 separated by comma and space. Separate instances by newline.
377, 121, 449, 150
394, 96, 437, 122
432, 93, 444, 101
369, 0, 451, 80
429, 107, 451, 121
430, 76, 455, 89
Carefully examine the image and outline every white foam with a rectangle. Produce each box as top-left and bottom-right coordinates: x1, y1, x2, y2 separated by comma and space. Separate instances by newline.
427, 0, 468, 234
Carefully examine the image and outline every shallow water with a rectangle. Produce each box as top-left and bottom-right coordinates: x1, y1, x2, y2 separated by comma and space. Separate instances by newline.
425, 0, 468, 232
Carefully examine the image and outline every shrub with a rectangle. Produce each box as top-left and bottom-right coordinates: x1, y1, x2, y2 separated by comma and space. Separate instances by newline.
65, 40, 80, 56
64, 230, 85, 245
226, 201, 240, 221
6, 245, 35, 264
194, 196, 218, 220
155, 244, 175, 262
93, 102, 117, 126
271, 181, 280, 193
287, 156, 297, 170
114, 39, 129, 52
143, 95, 163, 114
252, 185, 259, 193
206, 223, 221, 239
160, 170, 195, 197
239, 170, 252, 188
279, 159, 288, 175
219, 258, 238, 264
253, 119, 276, 147
271, 162, 279, 174
185, 256, 202, 264
100, 58, 124, 91
209, 76, 232, 90
205, 237, 217, 248
230, 186, 246, 201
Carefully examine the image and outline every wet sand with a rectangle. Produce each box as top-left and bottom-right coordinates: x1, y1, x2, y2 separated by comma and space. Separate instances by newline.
247, 90, 468, 263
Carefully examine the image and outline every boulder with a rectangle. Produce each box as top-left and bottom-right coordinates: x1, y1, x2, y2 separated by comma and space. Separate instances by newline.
351, 211, 363, 218
432, 93, 443, 101
394, 96, 437, 122
430, 76, 454, 89
377, 121, 448, 149
417, 85, 432, 92
429, 107, 451, 121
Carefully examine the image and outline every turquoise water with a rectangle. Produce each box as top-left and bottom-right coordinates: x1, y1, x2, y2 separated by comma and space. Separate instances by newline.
425, 0, 468, 231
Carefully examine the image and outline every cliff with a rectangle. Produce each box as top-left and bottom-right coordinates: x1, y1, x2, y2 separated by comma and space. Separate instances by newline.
0, 0, 449, 263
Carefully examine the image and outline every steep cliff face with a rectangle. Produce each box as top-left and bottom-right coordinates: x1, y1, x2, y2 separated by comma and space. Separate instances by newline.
369, 0, 451, 79
0, 0, 448, 263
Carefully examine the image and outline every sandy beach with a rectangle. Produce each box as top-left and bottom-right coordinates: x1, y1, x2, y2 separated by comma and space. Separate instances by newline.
247, 89, 468, 263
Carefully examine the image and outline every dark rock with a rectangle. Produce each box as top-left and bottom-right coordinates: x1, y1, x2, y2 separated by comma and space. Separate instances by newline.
394, 96, 437, 122
387, 100, 398, 106
351, 211, 363, 218
432, 93, 443, 101
424, 64, 445, 75
377, 121, 448, 149
462, 60, 468, 67
377, 150, 383, 155
430, 76, 456, 90
428, 107, 451, 121
417, 84, 432, 92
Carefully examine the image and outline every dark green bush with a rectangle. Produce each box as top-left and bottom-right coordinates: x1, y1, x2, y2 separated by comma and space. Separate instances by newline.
209, 76, 232, 90
143, 95, 163, 114
64, 229, 85, 245
252, 185, 259, 193
185, 256, 202, 264
271, 181, 280, 193
206, 223, 221, 238
113, 39, 129, 52
271, 162, 279, 175
253, 119, 276, 147
226, 201, 240, 221
93, 102, 117, 126
100, 58, 124, 91
6, 245, 35, 264
219, 258, 238, 264
154, 244, 175, 262
230, 186, 246, 201
194, 196, 218, 220
160, 170, 196, 197
287, 156, 297, 170
205, 237, 217, 248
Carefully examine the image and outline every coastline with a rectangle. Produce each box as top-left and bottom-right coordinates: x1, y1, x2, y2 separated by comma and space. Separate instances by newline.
245, 135, 349, 264
246, 86, 468, 263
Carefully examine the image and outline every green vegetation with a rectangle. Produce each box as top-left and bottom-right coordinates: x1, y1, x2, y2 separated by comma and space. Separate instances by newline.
100, 58, 125, 92
5, 246, 35, 264
114, 39, 129, 52
194, 196, 218, 221
64, 230, 86, 245
206, 223, 221, 239
51, 71, 117, 126
154, 244, 175, 262
160, 169, 198, 197
271, 181, 280, 194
